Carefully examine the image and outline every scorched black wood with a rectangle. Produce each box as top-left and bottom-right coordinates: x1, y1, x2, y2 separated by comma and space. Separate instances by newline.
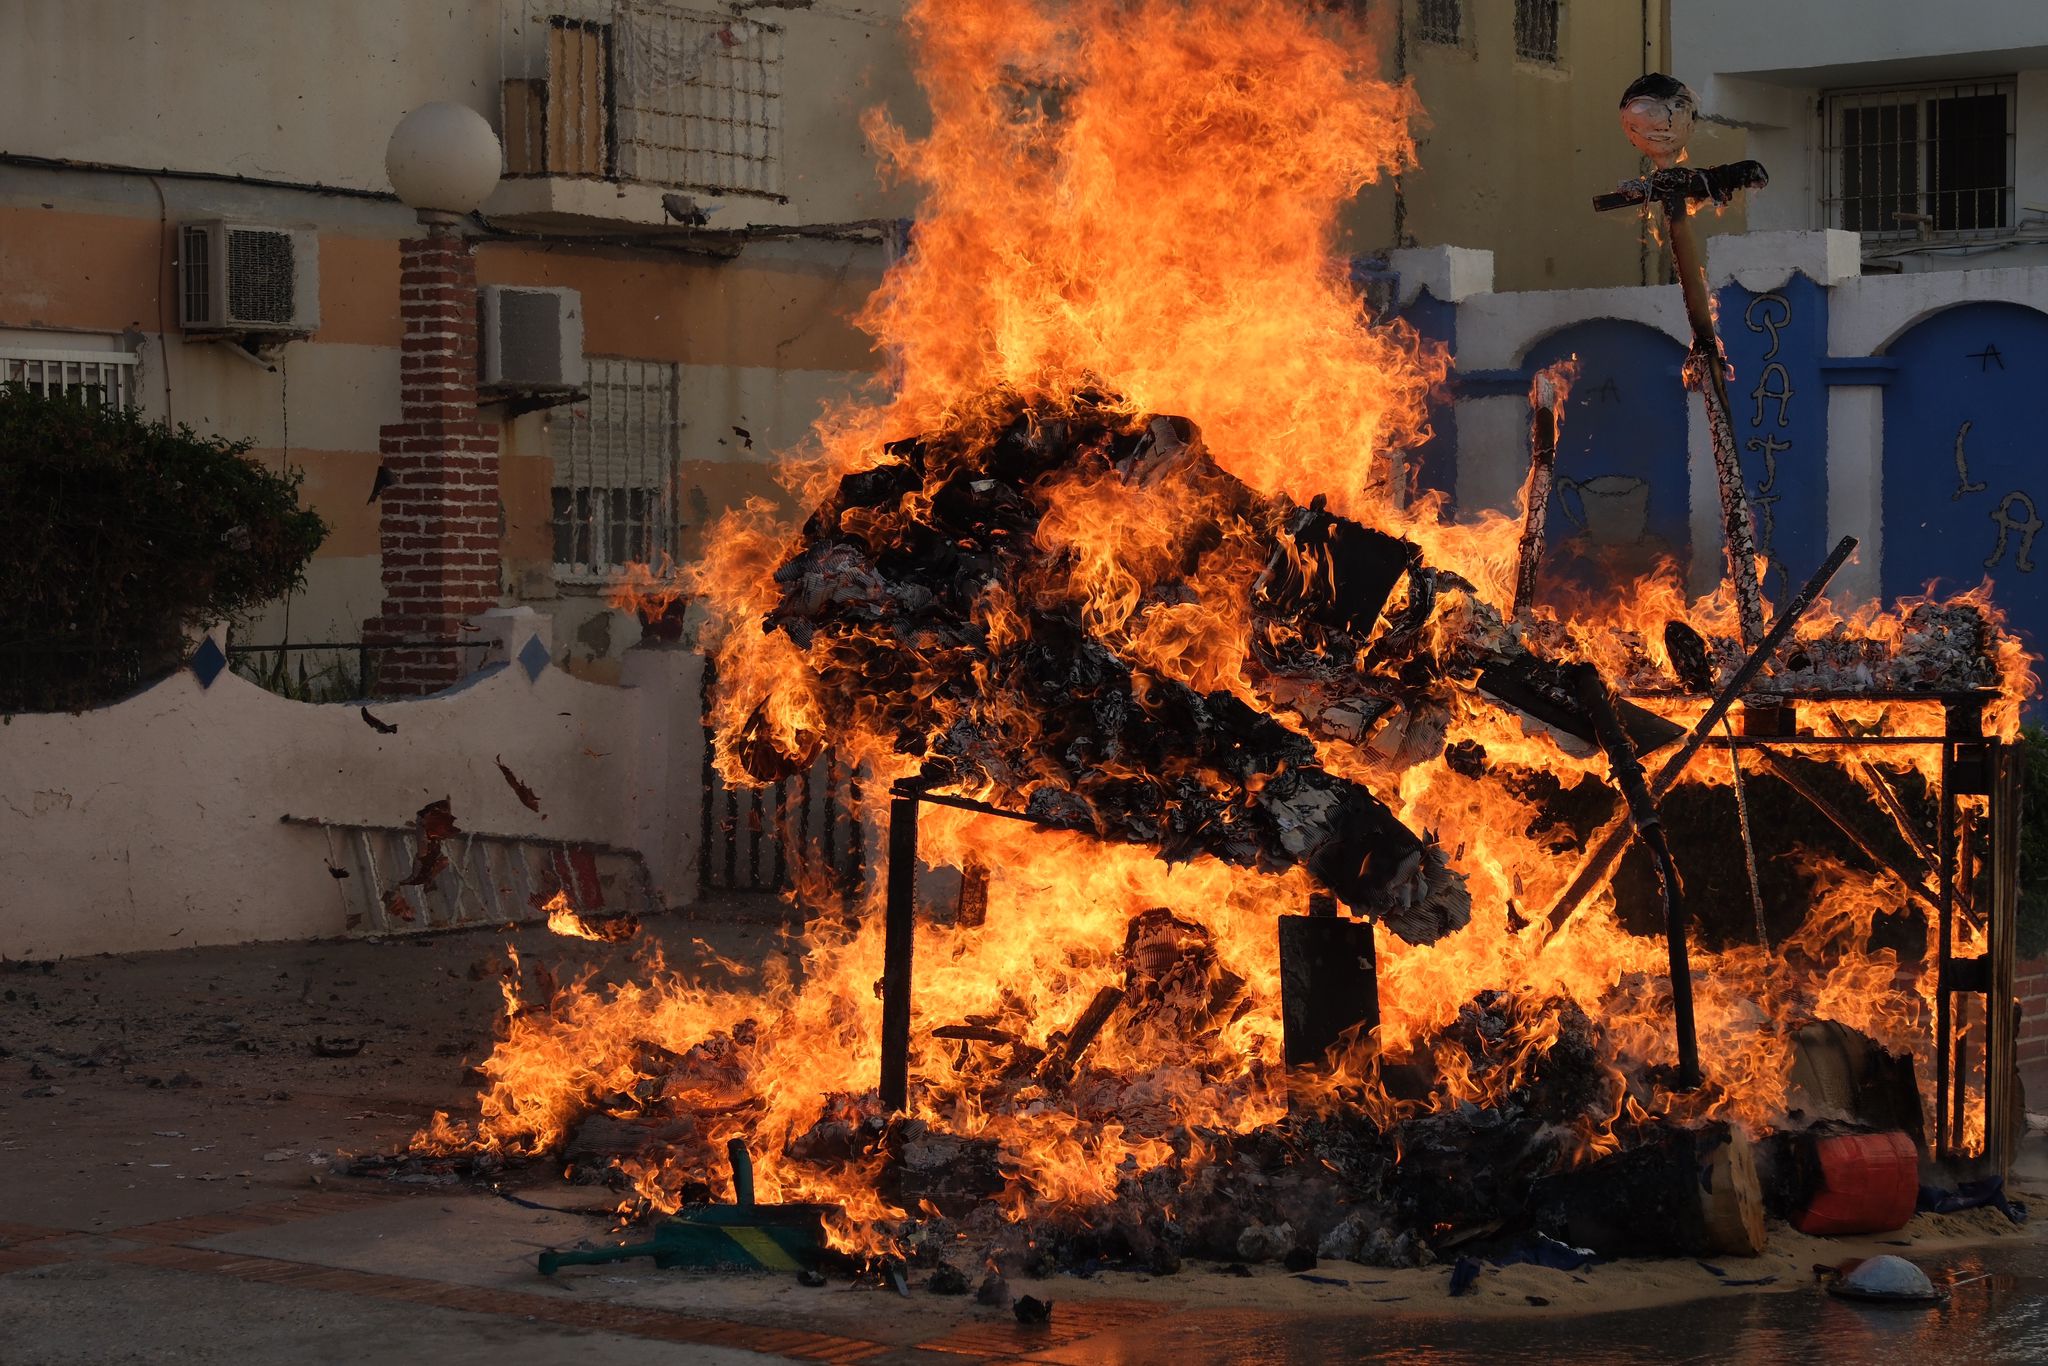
1278, 908, 1377, 1069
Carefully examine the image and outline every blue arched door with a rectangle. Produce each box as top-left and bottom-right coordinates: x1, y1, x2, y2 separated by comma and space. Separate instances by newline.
1881, 302, 2048, 696
1524, 319, 1692, 602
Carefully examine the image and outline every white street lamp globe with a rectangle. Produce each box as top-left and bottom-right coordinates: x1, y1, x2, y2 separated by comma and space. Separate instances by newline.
386, 102, 503, 214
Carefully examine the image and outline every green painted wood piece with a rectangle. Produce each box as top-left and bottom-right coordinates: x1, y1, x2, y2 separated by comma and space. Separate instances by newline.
536, 1204, 834, 1274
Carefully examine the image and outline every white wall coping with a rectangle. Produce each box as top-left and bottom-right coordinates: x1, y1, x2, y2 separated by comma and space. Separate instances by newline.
1388, 245, 1496, 306
1451, 282, 1689, 371
1707, 229, 1863, 291
0, 656, 657, 959
1829, 262, 2048, 356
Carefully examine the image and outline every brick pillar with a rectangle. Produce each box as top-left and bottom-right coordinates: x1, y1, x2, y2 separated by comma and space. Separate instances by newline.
2020, 955, 2048, 1102
362, 225, 501, 696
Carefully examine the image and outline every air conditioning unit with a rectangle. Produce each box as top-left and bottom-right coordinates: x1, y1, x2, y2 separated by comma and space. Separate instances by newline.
481, 285, 587, 392
177, 221, 320, 334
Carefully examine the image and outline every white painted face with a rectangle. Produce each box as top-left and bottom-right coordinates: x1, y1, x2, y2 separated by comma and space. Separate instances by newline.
1621, 86, 1698, 165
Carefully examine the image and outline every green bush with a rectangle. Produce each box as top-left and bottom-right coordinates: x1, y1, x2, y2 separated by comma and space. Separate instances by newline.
2020, 724, 2048, 960
0, 384, 326, 711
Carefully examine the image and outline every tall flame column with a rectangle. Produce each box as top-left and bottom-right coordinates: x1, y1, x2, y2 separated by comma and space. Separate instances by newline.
365, 102, 505, 696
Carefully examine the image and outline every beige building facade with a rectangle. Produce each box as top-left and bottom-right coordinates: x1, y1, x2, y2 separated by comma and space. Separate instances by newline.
0, 0, 919, 682
1342, 0, 1745, 292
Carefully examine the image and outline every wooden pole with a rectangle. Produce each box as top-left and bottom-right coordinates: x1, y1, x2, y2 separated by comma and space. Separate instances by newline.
1657, 184, 1767, 650
880, 790, 918, 1112
1512, 368, 1563, 622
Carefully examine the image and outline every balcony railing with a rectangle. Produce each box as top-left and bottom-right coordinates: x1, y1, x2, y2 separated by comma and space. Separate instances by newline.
500, 1, 784, 200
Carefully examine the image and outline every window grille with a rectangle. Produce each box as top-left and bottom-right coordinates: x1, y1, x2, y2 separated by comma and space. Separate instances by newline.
502, 4, 784, 198
1, 348, 137, 409
1823, 80, 2015, 239
615, 6, 782, 197
549, 357, 682, 579
181, 227, 212, 326
1415, 0, 1461, 46
1514, 0, 1560, 64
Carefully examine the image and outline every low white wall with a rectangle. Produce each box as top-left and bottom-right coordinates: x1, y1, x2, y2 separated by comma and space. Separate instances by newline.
0, 647, 708, 959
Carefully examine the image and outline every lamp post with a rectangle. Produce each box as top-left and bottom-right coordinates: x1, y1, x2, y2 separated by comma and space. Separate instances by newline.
362, 102, 505, 696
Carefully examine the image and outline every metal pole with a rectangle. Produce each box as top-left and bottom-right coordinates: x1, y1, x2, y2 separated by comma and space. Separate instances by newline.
1937, 727, 1957, 1156
1953, 994, 1971, 1155
879, 789, 918, 1112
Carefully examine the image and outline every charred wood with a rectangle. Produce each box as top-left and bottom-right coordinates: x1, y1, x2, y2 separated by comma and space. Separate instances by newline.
752, 392, 1710, 944
880, 1119, 1007, 1217
1037, 985, 1126, 1086
1278, 913, 1377, 1069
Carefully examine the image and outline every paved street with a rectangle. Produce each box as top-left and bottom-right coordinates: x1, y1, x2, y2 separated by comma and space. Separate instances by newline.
3, 909, 2043, 1364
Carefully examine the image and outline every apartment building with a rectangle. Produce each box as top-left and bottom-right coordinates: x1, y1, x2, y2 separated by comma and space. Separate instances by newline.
1675, 0, 2048, 275
0, 0, 917, 683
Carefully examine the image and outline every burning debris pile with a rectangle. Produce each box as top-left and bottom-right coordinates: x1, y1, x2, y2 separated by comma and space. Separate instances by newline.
1565, 606, 2007, 700
397, 380, 2012, 1271
749, 390, 1571, 943
399, 0, 2031, 1280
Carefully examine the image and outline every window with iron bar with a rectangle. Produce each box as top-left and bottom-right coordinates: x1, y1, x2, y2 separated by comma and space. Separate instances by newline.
1514, 0, 1560, 65
1415, 0, 1461, 46
549, 357, 682, 580
502, 4, 784, 199
1, 347, 137, 410
1823, 79, 2015, 240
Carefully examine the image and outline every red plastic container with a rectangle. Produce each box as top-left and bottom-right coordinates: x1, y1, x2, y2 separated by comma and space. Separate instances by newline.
1792, 1130, 1919, 1236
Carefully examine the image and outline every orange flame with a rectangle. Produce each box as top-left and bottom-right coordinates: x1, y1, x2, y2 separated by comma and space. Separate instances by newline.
543, 891, 639, 944
414, 0, 2031, 1250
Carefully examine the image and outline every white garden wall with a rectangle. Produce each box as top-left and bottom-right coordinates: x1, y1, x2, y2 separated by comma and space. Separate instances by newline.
0, 637, 708, 960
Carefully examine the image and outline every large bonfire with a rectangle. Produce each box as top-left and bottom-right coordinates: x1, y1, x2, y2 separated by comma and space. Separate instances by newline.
415, 0, 2029, 1260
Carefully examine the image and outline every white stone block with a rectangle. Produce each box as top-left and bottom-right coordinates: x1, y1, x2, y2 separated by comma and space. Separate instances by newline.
1389, 246, 1495, 306
1708, 229, 1862, 291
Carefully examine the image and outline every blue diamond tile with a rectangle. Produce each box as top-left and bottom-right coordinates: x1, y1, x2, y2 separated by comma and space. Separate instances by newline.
188, 634, 226, 688
189, 636, 227, 688
517, 633, 551, 682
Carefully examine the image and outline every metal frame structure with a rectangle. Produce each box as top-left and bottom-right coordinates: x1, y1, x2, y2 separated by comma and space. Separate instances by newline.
1691, 688, 2015, 1165
872, 776, 1377, 1112
549, 355, 683, 582
1822, 77, 2018, 242
693, 660, 866, 899
877, 778, 1054, 1111
499, 1, 785, 199
868, 689, 2019, 1169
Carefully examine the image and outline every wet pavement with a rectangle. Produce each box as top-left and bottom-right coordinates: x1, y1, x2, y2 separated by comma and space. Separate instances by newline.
1025, 1241, 2048, 1365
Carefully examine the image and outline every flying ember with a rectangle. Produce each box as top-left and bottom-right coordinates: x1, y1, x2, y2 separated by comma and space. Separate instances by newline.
411, 0, 2033, 1265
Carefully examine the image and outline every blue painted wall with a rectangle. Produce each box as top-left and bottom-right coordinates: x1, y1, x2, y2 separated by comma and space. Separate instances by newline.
1716, 275, 1830, 603
1385, 284, 1459, 508
1523, 319, 1692, 596
1429, 274, 2039, 712
1881, 301, 2048, 670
